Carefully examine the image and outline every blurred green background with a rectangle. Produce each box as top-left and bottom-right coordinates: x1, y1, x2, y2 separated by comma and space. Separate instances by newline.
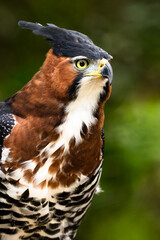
0, 0, 160, 239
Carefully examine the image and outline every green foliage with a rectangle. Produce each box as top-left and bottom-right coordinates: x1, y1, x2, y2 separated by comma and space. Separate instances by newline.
0, 0, 160, 239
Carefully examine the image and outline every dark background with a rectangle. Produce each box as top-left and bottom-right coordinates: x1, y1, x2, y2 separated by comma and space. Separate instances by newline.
0, 0, 160, 239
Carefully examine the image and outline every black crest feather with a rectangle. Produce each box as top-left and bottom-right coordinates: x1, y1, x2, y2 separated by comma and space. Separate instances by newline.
18, 21, 112, 60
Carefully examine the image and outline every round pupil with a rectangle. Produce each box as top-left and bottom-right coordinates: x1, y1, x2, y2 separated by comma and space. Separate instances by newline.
79, 61, 85, 67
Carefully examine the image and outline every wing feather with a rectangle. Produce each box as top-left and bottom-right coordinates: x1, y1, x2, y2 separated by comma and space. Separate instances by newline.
0, 101, 15, 159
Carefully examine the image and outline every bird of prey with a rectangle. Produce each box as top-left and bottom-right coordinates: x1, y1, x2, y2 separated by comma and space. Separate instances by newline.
0, 21, 113, 240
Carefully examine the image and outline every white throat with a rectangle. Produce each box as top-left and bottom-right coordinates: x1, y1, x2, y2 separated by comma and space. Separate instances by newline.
58, 76, 107, 145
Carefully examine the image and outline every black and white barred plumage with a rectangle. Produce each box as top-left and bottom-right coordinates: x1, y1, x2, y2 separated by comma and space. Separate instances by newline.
0, 161, 102, 240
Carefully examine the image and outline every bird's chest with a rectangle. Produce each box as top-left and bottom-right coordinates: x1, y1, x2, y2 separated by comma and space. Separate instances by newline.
3, 90, 103, 192
0, 95, 104, 239
25, 105, 102, 191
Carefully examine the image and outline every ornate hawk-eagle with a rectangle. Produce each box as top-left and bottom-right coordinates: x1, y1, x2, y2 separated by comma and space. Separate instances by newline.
0, 21, 113, 240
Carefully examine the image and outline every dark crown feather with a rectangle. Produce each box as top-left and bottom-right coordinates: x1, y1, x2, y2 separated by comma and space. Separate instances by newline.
18, 21, 112, 60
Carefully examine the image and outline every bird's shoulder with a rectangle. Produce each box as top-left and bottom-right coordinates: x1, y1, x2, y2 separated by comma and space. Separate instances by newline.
0, 100, 16, 159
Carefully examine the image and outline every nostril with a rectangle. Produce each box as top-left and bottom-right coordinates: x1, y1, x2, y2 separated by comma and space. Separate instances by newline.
100, 63, 105, 68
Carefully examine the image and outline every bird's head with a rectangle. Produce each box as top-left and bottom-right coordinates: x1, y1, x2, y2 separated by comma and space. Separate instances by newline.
18, 21, 113, 103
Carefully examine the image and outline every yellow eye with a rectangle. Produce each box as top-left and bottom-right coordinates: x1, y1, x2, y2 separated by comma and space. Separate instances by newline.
75, 59, 89, 70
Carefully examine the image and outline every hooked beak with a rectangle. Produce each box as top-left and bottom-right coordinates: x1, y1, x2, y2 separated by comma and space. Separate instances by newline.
84, 60, 113, 85
100, 61, 113, 85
